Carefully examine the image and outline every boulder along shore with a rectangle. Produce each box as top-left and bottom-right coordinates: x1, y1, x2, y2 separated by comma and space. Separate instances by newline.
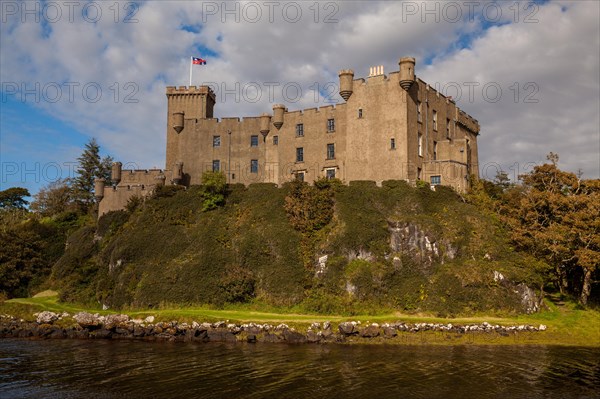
0, 312, 549, 344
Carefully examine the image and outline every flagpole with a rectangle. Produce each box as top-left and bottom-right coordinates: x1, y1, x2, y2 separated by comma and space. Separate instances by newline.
189, 56, 192, 87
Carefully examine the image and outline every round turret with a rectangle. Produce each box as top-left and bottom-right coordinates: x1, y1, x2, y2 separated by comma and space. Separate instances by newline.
111, 162, 122, 185
94, 178, 105, 201
272, 104, 285, 130
260, 113, 271, 137
172, 111, 184, 133
338, 69, 354, 101
399, 57, 416, 90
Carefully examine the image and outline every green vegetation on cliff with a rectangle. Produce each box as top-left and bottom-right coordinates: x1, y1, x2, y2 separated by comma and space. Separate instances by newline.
48, 178, 543, 316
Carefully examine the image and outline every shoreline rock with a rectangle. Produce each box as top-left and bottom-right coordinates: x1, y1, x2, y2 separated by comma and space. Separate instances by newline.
0, 313, 548, 344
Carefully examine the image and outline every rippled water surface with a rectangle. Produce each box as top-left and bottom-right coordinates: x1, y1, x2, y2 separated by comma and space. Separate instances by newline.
1, 340, 599, 398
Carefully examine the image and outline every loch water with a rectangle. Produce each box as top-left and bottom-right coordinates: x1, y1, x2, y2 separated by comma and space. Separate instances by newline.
1, 339, 599, 398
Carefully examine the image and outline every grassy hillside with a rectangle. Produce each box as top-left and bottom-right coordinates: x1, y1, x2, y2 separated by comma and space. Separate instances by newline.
49, 181, 542, 316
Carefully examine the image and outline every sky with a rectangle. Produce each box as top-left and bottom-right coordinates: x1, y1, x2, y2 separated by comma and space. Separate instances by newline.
1, 0, 599, 196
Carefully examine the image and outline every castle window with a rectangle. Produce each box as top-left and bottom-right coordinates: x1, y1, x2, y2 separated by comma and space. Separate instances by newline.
417, 167, 422, 180
431, 175, 441, 186
296, 147, 304, 163
418, 133, 423, 157
446, 118, 451, 138
390, 138, 396, 150
417, 102, 422, 122
295, 171, 305, 182
327, 119, 335, 132
325, 168, 336, 179
433, 110, 438, 131
296, 123, 304, 137
327, 143, 335, 160
358, 108, 363, 118
273, 135, 279, 145
250, 135, 259, 147
213, 135, 221, 147
433, 141, 438, 160
212, 160, 220, 172
250, 159, 258, 173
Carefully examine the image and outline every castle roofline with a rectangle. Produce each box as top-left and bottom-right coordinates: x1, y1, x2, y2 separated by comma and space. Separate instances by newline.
203, 103, 343, 125
166, 85, 216, 101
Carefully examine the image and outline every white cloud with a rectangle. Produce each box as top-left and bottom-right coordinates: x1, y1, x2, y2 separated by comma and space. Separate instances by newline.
1, 0, 598, 183
421, 0, 600, 179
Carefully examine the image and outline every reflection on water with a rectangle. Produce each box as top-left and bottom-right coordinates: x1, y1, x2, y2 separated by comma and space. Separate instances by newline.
1, 340, 599, 399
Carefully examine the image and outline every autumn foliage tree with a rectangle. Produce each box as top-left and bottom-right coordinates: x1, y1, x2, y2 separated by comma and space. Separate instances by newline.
29, 179, 78, 217
499, 153, 599, 305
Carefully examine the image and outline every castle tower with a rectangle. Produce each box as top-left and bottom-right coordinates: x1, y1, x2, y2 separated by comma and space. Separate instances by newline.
165, 86, 216, 172
111, 162, 122, 185
272, 104, 285, 129
260, 113, 271, 139
338, 69, 354, 101
94, 178, 105, 201
399, 57, 416, 90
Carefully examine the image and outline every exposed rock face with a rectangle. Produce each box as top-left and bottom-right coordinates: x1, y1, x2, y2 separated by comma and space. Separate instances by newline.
388, 221, 455, 268
347, 249, 374, 262
514, 283, 541, 314
315, 255, 328, 277
493, 270, 542, 314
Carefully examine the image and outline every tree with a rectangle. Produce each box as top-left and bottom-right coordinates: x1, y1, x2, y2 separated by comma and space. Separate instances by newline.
504, 154, 599, 305
70, 138, 113, 212
201, 171, 227, 211
0, 219, 66, 298
29, 179, 77, 217
0, 187, 30, 210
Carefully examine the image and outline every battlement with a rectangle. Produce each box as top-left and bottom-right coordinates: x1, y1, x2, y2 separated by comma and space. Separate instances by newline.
456, 110, 480, 134
302, 105, 335, 115
118, 168, 167, 186
166, 85, 216, 101
354, 71, 402, 86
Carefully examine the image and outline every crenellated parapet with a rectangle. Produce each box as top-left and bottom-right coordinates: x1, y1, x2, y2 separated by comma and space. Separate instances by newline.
166, 85, 216, 102
96, 165, 171, 217
456, 110, 480, 134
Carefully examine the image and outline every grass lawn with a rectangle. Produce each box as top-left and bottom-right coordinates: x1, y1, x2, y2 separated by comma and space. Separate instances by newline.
2, 293, 599, 346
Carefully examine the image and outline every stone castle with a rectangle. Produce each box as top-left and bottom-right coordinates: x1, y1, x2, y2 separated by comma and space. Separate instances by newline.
95, 57, 480, 216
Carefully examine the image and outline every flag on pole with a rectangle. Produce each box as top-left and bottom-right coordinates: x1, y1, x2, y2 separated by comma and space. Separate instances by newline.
190, 56, 206, 86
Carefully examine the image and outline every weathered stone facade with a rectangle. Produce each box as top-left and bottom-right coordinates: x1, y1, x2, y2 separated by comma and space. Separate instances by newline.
96, 57, 480, 216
